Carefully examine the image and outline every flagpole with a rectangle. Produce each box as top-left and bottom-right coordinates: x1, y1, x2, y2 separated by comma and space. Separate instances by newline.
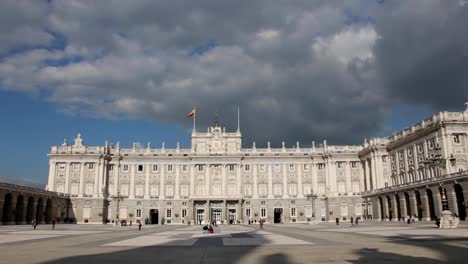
193, 107, 196, 132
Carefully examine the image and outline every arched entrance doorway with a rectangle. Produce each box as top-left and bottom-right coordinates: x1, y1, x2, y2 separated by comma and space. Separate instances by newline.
386, 195, 393, 221
26, 197, 34, 224
395, 194, 401, 221
15, 195, 24, 224
378, 196, 384, 221
426, 189, 436, 220
274, 208, 283, 223
36, 198, 44, 223
415, 190, 422, 220
2, 193, 13, 224
454, 184, 466, 220
404, 192, 411, 218
45, 199, 52, 223
149, 209, 159, 224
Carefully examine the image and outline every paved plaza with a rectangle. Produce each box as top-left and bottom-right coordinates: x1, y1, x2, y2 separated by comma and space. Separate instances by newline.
0, 222, 467, 263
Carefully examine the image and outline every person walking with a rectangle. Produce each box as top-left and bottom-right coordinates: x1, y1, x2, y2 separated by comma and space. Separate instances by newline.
336, 217, 339, 226
31, 219, 36, 229
52, 220, 56, 230
350, 216, 354, 227
355, 218, 359, 227
138, 221, 142, 231
260, 219, 264, 229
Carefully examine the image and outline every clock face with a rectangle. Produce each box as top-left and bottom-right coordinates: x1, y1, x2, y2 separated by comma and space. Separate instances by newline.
212, 141, 221, 150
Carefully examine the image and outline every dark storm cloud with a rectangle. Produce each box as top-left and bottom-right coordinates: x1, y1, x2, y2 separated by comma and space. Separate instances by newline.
0, 0, 466, 146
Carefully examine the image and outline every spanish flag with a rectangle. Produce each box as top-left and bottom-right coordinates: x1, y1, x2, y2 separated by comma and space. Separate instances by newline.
188, 108, 196, 118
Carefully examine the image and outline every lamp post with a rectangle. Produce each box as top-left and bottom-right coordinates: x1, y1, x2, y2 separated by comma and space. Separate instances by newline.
306, 189, 318, 224
424, 142, 456, 228
113, 191, 124, 221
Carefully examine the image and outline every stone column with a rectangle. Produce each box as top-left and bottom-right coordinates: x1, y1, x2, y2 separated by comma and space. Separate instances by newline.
420, 191, 431, 221
65, 162, 71, 194
382, 197, 389, 220
160, 164, 165, 199
20, 199, 28, 224
101, 159, 107, 197
297, 163, 303, 198
48, 161, 56, 191
363, 160, 370, 191
253, 164, 258, 198
431, 186, 442, 218
78, 162, 85, 198
190, 164, 195, 196
267, 164, 273, 198
345, 161, 352, 194
223, 200, 227, 222
312, 164, 318, 194
391, 194, 398, 221
220, 165, 226, 196
399, 193, 408, 220
282, 164, 288, 198
205, 164, 210, 196
129, 164, 135, 199
114, 162, 120, 196
445, 184, 458, 215
236, 164, 241, 195
175, 164, 180, 199
372, 197, 381, 220
328, 160, 337, 195
408, 192, 418, 219
94, 162, 101, 197
0, 198, 3, 225
144, 164, 150, 199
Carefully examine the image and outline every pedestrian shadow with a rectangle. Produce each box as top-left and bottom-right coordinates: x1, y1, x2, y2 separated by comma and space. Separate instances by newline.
348, 248, 443, 264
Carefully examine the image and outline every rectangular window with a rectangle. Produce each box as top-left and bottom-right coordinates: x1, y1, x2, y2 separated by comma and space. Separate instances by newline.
88, 163, 94, 170
136, 209, 142, 218
85, 183, 93, 195
73, 163, 80, 171
305, 207, 312, 217
245, 165, 250, 171
121, 185, 129, 196
454, 135, 461, 144
182, 165, 188, 172
150, 185, 159, 196
288, 184, 297, 196
198, 165, 204, 171
197, 184, 205, 195
303, 164, 310, 171
337, 162, 343, 169
351, 161, 357, 168
318, 184, 325, 195
228, 184, 236, 195
303, 184, 311, 195
58, 164, 66, 171
259, 184, 267, 196
181, 209, 187, 218
289, 164, 295, 171
274, 164, 280, 172
318, 164, 324, 170
71, 183, 79, 195
167, 165, 173, 172
181, 185, 189, 196
136, 185, 144, 196
152, 165, 158, 172
341, 205, 348, 216
354, 204, 362, 216
166, 209, 172, 219
260, 208, 267, 218
352, 182, 359, 193
291, 208, 296, 217
246, 208, 251, 218
274, 184, 282, 196
229, 165, 235, 171
244, 184, 252, 196
338, 182, 345, 193
137, 165, 143, 172
165, 185, 174, 196
259, 164, 266, 172
123, 165, 129, 171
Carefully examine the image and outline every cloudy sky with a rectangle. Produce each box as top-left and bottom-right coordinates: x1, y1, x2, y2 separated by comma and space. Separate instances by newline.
0, 0, 467, 185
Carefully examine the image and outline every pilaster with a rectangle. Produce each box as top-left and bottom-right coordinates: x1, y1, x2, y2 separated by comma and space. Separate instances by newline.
297, 163, 303, 198
282, 164, 288, 198
48, 161, 56, 191
253, 164, 258, 198
78, 162, 85, 198
267, 164, 273, 198
64, 162, 71, 194
129, 164, 135, 199
160, 164, 165, 199
190, 165, 195, 196
144, 164, 150, 199
399, 193, 408, 220
175, 165, 180, 199
345, 161, 351, 194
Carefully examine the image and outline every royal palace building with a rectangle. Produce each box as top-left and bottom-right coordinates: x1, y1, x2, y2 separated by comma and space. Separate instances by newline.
43, 104, 468, 225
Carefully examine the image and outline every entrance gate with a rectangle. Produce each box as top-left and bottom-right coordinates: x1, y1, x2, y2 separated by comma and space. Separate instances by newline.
228, 209, 236, 223
211, 208, 222, 223
197, 209, 205, 224
274, 208, 282, 223
149, 209, 158, 224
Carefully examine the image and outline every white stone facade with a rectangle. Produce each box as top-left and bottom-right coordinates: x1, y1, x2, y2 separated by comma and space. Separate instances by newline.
47, 104, 468, 224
